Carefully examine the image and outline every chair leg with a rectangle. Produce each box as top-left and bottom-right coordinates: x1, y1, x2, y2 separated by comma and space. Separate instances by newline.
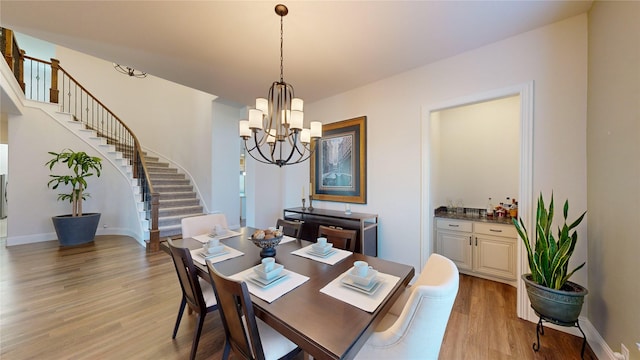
172, 297, 187, 339
189, 313, 206, 360
222, 340, 231, 360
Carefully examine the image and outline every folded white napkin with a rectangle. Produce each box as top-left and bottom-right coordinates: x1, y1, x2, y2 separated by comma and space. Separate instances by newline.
320, 269, 401, 313
192, 229, 242, 243
230, 267, 309, 303
290, 245, 352, 265
190, 246, 244, 266
279, 235, 297, 244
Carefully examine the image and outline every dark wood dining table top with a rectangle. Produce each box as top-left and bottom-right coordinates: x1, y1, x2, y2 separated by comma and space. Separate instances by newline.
173, 227, 415, 360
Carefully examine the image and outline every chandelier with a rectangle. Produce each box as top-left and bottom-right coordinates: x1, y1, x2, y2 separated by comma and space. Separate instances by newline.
239, 4, 322, 167
113, 63, 147, 78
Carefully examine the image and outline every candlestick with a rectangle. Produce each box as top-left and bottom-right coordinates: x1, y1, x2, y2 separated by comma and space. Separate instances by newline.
308, 195, 314, 211
301, 198, 306, 210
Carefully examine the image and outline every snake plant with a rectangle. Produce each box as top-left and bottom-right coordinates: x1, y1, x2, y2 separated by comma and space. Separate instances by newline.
513, 193, 586, 290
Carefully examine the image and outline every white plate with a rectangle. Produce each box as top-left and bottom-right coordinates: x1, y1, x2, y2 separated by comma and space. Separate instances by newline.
340, 276, 382, 295
246, 272, 289, 288
253, 263, 284, 281
307, 248, 338, 258
199, 247, 230, 259
347, 268, 378, 287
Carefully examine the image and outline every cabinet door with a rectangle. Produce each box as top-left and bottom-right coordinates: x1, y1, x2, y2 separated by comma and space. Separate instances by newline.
473, 234, 516, 280
436, 231, 473, 271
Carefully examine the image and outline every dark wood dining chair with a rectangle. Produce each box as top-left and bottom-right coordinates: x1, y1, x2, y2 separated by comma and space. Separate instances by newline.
317, 225, 358, 252
167, 239, 219, 360
206, 260, 301, 360
276, 218, 302, 239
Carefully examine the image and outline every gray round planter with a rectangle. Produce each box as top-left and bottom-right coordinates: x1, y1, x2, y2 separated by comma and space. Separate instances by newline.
51, 213, 101, 246
522, 273, 588, 325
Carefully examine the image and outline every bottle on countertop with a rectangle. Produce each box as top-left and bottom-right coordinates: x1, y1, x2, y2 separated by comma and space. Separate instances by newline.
486, 198, 494, 217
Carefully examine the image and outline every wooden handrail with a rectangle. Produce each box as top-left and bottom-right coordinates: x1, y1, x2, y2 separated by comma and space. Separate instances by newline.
3, 35, 161, 251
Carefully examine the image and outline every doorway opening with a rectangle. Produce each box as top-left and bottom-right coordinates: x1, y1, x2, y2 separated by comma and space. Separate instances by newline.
421, 81, 534, 320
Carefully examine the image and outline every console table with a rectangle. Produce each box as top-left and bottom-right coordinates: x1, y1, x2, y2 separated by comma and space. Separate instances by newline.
283, 207, 379, 256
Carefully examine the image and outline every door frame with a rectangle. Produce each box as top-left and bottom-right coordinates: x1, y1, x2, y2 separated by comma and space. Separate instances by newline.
420, 81, 534, 320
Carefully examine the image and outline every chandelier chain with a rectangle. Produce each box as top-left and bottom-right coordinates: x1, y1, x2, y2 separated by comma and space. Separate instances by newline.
280, 13, 284, 83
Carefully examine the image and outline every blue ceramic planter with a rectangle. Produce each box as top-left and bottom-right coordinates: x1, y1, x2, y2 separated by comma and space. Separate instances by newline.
52, 213, 101, 246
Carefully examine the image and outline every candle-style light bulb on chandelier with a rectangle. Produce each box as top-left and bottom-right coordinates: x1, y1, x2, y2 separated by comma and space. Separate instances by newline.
239, 4, 322, 167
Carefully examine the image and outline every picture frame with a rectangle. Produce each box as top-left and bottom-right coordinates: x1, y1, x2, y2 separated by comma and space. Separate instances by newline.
310, 116, 367, 204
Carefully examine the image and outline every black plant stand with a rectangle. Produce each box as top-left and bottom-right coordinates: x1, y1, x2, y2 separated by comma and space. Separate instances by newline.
533, 313, 587, 359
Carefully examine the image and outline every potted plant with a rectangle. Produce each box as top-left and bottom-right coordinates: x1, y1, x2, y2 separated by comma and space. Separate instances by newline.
513, 192, 588, 325
46, 149, 102, 246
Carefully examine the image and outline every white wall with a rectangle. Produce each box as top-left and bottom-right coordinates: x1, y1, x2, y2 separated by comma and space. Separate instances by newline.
587, 1, 640, 358
211, 100, 242, 228
54, 46, 220, 211
7, 103, 140, 245
274, 15, 588, 289
433, 95, 520, 209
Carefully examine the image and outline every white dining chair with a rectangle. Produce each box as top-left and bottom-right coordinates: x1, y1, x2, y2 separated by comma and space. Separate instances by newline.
354, 253, 459, 360
181, 213, 229, 239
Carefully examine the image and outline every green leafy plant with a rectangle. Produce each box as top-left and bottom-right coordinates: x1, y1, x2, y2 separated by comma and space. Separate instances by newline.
46, 149, 102, 217
513, 193, 586, 290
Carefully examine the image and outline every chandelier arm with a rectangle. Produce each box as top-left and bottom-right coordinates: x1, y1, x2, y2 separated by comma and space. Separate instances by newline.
251, 132, 278, 164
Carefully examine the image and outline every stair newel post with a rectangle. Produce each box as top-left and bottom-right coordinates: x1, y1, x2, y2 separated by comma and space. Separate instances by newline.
50, 58, 60, 104
147, 192, 160, 252
2, 28, 14, 70
17, 49, 25, 92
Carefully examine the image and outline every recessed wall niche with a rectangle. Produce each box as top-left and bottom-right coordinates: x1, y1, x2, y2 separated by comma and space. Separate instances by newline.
432, 95, 520, 209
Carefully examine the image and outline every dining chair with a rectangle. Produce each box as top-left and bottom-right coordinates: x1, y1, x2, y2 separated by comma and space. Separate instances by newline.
167, 239, 219, 360
354, 253, 459, 360
317, 225, 357, 252
205, 260, 301, 360
275, 218, 302, 239
181, 213, 229, 239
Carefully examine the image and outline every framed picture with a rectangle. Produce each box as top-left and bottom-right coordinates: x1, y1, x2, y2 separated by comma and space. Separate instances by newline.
310, 116, 367, 204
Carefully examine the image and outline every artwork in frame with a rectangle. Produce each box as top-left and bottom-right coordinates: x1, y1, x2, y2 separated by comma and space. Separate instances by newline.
310, 116, 367, 204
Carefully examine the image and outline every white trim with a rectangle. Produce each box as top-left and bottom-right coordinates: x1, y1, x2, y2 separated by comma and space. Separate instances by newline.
421, 81, 534, 319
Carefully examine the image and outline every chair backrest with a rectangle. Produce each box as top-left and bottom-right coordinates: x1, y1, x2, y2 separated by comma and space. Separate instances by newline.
276, 219, 302, 239
317, 225, 358, 252
167, 239, 208, 313
181, 213, 229, 239
206, 261, 266, 360
383, 253, 459, 358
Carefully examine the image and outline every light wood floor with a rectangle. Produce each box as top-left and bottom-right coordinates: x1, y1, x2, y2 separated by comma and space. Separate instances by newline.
0, 235, 595, 359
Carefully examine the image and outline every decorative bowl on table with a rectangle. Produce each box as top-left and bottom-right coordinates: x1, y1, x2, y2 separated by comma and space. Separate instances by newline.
251, 228, 284, 257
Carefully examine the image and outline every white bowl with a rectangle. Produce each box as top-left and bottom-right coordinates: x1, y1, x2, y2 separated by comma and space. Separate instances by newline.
312, 243, 333, 253
205, 244, 226, 255
348, 268, 378, 286
253, 263, 284, 281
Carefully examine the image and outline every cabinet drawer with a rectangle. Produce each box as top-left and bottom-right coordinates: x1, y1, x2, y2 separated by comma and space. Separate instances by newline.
474, 222, 517, 238
436, 219, 472, 233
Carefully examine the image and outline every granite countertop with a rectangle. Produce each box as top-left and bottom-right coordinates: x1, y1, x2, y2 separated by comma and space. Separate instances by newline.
434, 207, 515, 225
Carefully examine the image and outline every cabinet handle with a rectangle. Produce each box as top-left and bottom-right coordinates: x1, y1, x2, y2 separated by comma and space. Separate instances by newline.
469, 236, 472, 246
490, 229, 503, 233
448, 224, 459, 227
475, 237, 478, 246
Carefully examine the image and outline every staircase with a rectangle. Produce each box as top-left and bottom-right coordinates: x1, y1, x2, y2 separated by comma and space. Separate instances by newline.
144, 155, 205, 238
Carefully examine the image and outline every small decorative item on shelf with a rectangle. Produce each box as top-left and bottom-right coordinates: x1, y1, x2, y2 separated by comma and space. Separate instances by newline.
302, 198, 306, 210
308, 195, 314, 211
251, 228, 284, 257
345, 204, 352, 215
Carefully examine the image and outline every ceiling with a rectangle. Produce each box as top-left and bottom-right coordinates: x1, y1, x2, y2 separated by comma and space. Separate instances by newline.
0, 1, 593, 106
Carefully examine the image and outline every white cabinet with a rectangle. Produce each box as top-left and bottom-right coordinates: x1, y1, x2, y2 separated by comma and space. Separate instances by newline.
435, 218, 517, 285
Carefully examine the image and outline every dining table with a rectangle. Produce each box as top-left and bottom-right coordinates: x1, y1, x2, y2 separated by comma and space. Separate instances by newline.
171, 227, 415, 360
